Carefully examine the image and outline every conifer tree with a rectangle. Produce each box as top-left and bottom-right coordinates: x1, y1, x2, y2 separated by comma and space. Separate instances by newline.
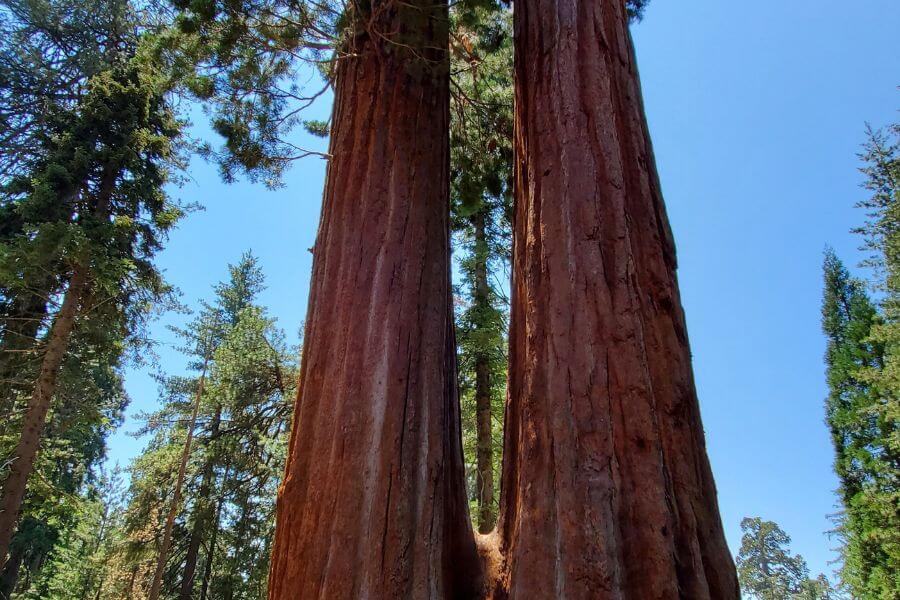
119, 254, 294, 599
736, 517, 812, 600
450, 4, 512, 535
14, 467, 129, 600
736, 517, 840, 600
0, 40, 186, 566
822, 123, 900, 597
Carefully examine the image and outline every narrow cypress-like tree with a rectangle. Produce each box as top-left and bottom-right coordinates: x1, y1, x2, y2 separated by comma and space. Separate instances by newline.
821, 250, 887, 592
823, 123, 900, 597
450, 4, 513, 534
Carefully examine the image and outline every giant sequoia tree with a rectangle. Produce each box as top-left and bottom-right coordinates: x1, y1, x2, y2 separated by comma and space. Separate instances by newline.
158, 0, 737, 596
489, 0, 739, 597
265, 1, 481, 598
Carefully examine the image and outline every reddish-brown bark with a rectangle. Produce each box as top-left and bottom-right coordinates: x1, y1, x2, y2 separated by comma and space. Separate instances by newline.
492, 0, 740, 598
0, 265, 87, 568
266, 4, 479, 598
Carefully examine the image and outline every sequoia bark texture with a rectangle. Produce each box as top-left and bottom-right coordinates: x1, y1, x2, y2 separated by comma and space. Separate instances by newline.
495, 1, 740, 598
266, 4, 479, 598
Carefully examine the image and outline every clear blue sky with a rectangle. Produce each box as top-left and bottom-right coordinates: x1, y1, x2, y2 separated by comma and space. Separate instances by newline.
106, 0, 900, 581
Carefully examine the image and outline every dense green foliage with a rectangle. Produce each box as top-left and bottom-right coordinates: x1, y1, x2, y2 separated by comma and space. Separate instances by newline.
0, 0, 185, 593
158, 0, 339, 186
115, 254, 295, 599
450, 2, 512, 532
16, 469, 128, 599
736, 517, 840, 600
0, 0, 144, 183
822, 123, 900, 598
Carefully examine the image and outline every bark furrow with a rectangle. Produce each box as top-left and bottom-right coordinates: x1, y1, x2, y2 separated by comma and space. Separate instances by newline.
267, 5, 479, 597
494, 1, 740, 598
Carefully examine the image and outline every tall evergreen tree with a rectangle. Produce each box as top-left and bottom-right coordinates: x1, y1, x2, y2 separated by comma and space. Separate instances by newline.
736, 517, 812, 600
736, 517, 841, 600
0, 0, 144, 428
450, 4, 512, 535
0, 345, 128, 598
118, 253, 294, 600
0, 47, 185, 566
822, 122, 900, 598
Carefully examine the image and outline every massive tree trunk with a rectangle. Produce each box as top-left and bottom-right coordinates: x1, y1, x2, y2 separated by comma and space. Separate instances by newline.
493, 0, 739, 598
472, 211, 496, 534
266, 2, 479, 598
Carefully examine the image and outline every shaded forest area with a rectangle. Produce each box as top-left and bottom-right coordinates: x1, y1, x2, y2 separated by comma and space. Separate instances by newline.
0, 0, 896, 598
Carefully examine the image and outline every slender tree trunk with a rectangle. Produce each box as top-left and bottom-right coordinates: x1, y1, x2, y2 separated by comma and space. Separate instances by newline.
0, 265, 89, 566
493, 1, 739, 598
199, 465, 228, 600
266, 2, 478, 597
148, 363, 208, 600
180, 405, 221, 600
0, 194, 77, 421
0, 170, 115, 568
472, 211, 495, 534
92, 572, 106, 600
0, 541, 23, 599
80, 504, 110, 600
127, 565, 138, 597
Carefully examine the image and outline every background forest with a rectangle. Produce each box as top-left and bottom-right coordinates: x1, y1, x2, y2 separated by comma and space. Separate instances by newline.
0, 0, 897, 598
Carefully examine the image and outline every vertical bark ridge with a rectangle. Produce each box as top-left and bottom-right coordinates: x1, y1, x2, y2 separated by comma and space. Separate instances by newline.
267, 3, 479, 597
495, 0, 739, 598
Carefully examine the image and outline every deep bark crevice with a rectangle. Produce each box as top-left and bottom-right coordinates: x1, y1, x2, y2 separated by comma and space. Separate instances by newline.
265, 0, 739, 597
488, 0, 740, 597
267, 1, 480, 597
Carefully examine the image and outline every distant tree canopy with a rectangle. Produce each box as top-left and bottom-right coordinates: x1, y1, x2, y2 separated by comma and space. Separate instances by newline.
736, 517, 840, 600
627, 0, 650, 21
119, 253, 295, 599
